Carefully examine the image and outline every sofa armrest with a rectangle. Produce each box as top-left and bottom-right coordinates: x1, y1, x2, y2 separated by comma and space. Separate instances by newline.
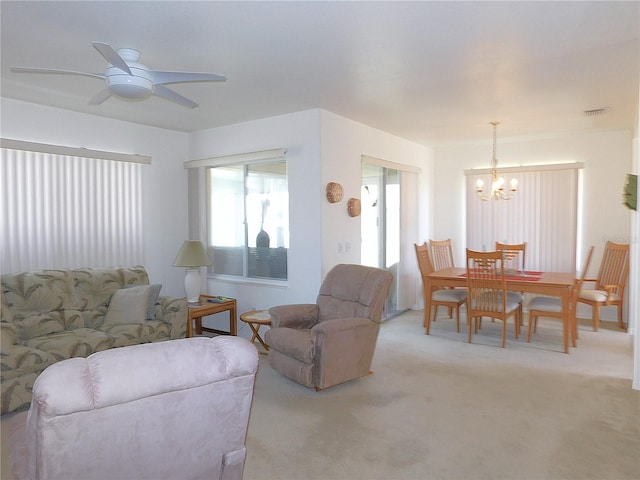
269, 304, 319, 329
1, 320, 17, 353
156, 296, 188, 339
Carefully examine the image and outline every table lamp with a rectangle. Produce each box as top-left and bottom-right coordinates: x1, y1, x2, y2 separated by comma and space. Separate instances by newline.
173, 240, 212, 303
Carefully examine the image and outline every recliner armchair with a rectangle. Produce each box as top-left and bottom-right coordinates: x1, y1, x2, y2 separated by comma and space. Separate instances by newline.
8, 336, 259, 480
265, 264, 393, 390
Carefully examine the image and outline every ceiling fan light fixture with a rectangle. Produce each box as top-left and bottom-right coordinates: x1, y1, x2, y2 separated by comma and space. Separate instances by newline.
106, 67, 153, 100
110, 82, 153, 100
11, 42, 226, 108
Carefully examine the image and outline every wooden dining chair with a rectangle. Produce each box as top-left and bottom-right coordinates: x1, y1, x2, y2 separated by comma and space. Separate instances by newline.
527, 246, 594, 351
415, 243, 467, 334
428, 238, 461, 317
495, 242, 527, 273
429, 238, 455, 271
577, 241, 630, 331
496, 242, 527, 327
465, 249, 522, 347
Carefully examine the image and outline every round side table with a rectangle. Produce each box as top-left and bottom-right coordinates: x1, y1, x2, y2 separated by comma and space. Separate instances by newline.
240, 310, 272, 354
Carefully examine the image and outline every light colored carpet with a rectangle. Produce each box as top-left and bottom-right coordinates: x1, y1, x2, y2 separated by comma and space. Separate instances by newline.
243, 310, 639, 480
2, 310, 638, 480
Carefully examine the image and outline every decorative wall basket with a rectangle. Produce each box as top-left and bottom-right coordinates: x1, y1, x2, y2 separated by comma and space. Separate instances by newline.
347, 198, 361, 217
326, 182, 344, 203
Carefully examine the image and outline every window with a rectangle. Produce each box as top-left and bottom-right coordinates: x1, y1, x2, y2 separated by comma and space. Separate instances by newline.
206, 159, 288, 280
1, 140, 147, 273
465, 163, 582, 272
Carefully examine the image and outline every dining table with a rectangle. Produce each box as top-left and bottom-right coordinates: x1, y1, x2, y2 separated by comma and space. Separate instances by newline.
423, 267, 578, 354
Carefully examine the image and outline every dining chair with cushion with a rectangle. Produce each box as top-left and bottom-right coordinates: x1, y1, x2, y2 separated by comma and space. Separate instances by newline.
465, 249, 523, 348
429, 238, 456, 271
429, 238, 462, 317
496, 241, 527, 326
415, 243, 467, 334
577, 241, 630, 331
495, 242, 527, 273
527, 246, 594, 352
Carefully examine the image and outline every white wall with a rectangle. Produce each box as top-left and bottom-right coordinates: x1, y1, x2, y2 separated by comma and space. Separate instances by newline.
433, 129, 635, 322
188, 110, 323, 320
318, 110, 433, 273
434, 130, 634, 265
187, 109, 432, 334
1, 98, 189, 296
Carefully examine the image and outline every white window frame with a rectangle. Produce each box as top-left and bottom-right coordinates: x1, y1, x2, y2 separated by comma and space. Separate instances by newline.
186, 149, 289, 282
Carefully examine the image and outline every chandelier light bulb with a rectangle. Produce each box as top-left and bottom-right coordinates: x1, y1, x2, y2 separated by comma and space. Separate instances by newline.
476, 121, 518, 201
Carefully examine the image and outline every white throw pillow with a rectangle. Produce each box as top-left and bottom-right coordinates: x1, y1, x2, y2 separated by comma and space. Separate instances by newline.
125, 283, 162, 319
104, 285, 152, 325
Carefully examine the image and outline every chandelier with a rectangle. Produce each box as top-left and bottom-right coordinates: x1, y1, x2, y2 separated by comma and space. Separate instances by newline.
476, 121, 517, 201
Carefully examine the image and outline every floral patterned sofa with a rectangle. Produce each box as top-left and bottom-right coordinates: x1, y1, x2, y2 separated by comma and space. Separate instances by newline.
0, 266, 188, 415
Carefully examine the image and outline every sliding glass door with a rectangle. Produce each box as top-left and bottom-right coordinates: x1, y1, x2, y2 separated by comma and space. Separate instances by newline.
361, 164, 403, 318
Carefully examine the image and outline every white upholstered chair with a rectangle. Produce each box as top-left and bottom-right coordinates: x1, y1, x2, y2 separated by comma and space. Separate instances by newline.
8, 336, 258, 480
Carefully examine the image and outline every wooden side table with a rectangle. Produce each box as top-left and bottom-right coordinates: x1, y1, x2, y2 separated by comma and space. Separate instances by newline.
187, 294, 237, 338
240, 310, 272, 354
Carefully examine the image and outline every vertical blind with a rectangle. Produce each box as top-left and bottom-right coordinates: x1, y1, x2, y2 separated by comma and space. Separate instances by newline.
1, 147, 145, 273
465, 164, 582, 272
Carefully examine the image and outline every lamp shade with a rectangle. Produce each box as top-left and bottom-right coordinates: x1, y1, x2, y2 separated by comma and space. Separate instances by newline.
173, 241, 212, 267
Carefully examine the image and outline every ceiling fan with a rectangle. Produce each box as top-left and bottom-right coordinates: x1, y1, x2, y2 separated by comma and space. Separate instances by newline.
11, 42, 226, 109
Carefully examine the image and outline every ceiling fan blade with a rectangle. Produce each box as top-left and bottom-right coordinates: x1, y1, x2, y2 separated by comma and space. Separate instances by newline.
88, 88, 112, 105
153, 85, 198, 109
11, 67, 104, 80
92, 42, 132, 75
148, 70, 226, 86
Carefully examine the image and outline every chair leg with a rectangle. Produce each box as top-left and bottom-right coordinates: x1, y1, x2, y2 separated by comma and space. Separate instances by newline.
527, 314, 536, 342
501, 320, 506, 348
425, 306, 434, 335
593, 306, 600, 332
455, 307, 460, 333
468, 316, 473, 343
617, 305, 626, 330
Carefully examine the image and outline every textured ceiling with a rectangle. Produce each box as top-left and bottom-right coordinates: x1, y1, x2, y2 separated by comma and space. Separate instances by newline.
1, 1, 638, 146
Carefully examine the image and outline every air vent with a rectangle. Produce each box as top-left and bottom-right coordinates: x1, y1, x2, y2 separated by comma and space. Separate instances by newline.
584, 107, 608, 117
